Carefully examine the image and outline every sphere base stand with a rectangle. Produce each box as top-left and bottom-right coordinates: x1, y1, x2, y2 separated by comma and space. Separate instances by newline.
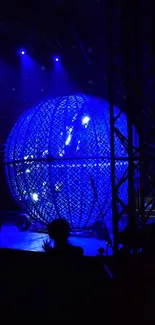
29, 221, 94, 237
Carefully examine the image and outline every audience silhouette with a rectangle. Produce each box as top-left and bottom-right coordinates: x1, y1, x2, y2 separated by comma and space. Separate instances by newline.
42, 218, 84, 256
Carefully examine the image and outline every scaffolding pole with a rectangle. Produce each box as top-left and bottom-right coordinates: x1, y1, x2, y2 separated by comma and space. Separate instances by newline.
107, 0, 118, 254
135, 3, 145, 225
123, 2, 136, 229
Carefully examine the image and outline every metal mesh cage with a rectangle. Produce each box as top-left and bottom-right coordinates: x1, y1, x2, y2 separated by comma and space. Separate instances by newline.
5, 94, 138, 232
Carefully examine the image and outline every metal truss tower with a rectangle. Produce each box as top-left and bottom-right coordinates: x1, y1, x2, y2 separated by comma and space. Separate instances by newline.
107, 0, 155, 253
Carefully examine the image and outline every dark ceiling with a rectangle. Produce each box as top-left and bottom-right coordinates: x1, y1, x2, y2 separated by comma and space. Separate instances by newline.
0, 0, 155, 132
0, 0, 106, 49
0, 1, 109, 84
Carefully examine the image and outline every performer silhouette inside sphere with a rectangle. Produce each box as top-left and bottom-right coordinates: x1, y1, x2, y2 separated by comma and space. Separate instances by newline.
42, 219, 84, 256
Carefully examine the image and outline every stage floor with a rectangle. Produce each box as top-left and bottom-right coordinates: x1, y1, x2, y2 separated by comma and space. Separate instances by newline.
0, 226, 113, 256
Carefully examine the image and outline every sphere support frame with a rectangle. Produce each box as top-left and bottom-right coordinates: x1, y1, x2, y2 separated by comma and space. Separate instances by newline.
107, 0, 155, 254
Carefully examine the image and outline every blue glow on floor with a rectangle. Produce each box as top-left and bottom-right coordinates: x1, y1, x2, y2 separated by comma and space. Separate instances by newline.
0, 226, 113, 256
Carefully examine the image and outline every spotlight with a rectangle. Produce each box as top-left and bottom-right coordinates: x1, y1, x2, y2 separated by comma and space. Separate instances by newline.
19, 49, 26, 55
54, 56, 60, 62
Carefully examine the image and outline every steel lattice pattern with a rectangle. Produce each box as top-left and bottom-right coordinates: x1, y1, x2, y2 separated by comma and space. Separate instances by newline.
5, 94, 137, 231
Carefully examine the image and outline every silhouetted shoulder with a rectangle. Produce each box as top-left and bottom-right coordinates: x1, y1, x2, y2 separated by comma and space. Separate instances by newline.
46, 244, 84, 257
69, 245, 84, 256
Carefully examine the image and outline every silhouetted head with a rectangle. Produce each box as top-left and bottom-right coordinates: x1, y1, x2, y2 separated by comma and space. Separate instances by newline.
47, 219, 70, 245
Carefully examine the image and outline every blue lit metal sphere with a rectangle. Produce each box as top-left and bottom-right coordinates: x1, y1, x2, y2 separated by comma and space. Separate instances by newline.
5, 94, 138, 232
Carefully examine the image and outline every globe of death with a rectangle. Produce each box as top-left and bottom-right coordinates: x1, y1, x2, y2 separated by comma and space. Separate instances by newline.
5, 94, 138, 232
